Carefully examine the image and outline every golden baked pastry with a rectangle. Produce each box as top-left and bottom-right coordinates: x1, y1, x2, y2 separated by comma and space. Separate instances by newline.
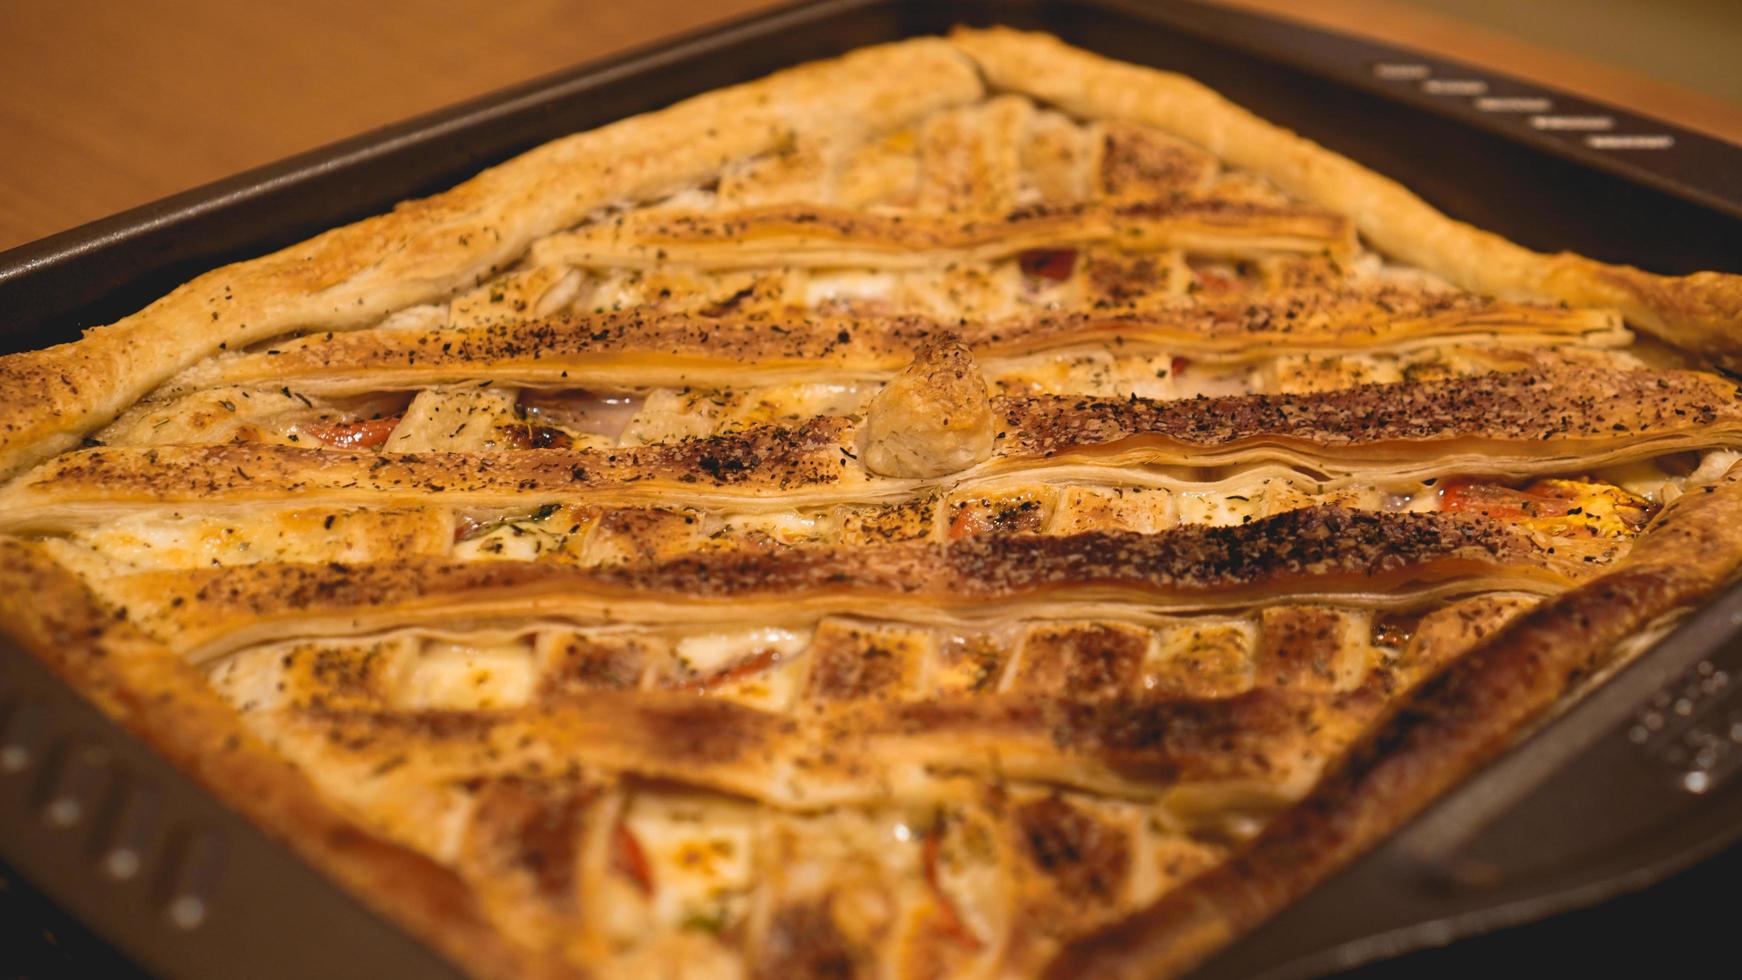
4, 27, 1742, 979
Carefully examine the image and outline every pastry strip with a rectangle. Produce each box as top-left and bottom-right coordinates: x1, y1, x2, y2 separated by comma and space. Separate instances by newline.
949, 27, 1742, 368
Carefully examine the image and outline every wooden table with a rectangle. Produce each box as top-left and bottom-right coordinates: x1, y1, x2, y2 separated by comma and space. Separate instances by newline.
2, 0, 1738, 252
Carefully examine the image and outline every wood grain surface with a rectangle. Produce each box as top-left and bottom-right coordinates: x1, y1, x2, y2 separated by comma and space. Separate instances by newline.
1, 0, 1738, 252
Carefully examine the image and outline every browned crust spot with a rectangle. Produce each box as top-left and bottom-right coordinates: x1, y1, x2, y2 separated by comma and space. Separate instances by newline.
573, 198, 1349, 252
1000, 364, 1739, 456
17, 417, 848, 501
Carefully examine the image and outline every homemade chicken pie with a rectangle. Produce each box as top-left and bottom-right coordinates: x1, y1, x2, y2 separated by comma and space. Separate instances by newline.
4, 27, 1742, 980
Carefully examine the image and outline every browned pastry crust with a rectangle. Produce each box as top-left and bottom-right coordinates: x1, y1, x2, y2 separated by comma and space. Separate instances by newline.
172, 294, 1623, 393
1048, 466, 1742, 978
0, 421, 856, 525
269, 686, 1358, 808
0, 28, 1738, 980
998, 362, 1741, 457
94, 507, 1581, 661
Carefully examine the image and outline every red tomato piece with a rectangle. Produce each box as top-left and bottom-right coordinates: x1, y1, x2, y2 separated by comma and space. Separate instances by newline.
675, 648, 781, 694
612, 822, 654, 897
1191, 265, 1242, 295
924, 824, 983, 950
1018, 248, 1077, 281
303, 416, 401, 449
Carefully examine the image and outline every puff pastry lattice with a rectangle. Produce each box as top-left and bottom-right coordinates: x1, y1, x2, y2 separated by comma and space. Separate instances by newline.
4, 28, 1742, 980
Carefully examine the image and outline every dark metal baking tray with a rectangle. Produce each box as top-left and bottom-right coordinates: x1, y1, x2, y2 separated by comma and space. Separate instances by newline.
3, 1, 1740, 977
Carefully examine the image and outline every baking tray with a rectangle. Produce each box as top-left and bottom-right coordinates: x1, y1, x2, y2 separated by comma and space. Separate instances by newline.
3, 1, 1741, 977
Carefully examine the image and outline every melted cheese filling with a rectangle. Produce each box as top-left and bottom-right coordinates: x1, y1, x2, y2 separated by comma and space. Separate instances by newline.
24, 69, 1742, 980
672, 627, 811, 677
612, 792, 760, 937
803, 269, 902, 307
397, 639, 538, 710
